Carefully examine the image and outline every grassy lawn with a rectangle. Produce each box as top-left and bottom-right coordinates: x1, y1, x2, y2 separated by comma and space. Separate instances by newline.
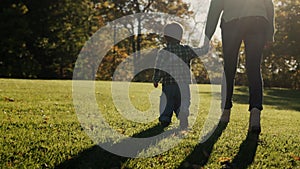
0, 79, 299, 169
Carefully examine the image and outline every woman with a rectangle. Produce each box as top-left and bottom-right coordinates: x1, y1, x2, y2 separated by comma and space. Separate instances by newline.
205, 0, 275, 133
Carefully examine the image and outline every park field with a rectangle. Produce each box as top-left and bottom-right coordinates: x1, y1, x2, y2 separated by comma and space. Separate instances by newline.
0, 79, 299, 169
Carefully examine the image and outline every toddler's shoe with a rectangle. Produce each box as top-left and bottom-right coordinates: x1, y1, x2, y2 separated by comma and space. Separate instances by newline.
180, 117, 188, 130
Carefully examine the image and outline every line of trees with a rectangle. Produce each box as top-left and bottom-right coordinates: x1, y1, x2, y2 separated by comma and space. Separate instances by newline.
0, 0, 299, 89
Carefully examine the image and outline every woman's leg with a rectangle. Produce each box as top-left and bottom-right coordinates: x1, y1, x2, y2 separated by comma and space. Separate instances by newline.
221, 20, 243, 110
243, 17, 267, 111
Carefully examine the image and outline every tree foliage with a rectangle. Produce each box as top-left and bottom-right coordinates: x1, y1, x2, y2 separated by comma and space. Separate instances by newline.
263, 0, 300, 89
0, 0, 100, 78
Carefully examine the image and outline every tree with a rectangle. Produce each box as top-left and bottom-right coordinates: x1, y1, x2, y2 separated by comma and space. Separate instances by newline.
262, 0, 300, 89
24, 0, 99, 78
0, 0, 100, 78
0, 1, 40, 78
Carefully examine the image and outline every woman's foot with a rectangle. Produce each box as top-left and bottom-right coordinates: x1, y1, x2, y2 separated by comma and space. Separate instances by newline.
249, 108, 261, 134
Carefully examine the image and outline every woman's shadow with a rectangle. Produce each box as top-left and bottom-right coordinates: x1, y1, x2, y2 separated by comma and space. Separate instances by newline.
179, 123, 259, 169
222, 132, 259, 169
179, 122, 228, 168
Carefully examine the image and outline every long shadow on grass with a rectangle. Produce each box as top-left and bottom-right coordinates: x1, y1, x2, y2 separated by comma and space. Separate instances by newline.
179, 122, 228, 168
55, 124, 174, 169
222, 132, 259, 169
234, 87, 300, 112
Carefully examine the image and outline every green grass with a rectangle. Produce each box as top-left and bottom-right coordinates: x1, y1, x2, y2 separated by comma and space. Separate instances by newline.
0, 79, 299, 169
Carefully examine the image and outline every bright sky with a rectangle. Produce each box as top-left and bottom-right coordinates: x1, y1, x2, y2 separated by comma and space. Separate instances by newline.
184, 0, 221, 40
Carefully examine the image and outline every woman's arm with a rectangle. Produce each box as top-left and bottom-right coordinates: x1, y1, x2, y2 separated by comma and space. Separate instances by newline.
205, 0, 224, 40
265, 0, 275, 42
